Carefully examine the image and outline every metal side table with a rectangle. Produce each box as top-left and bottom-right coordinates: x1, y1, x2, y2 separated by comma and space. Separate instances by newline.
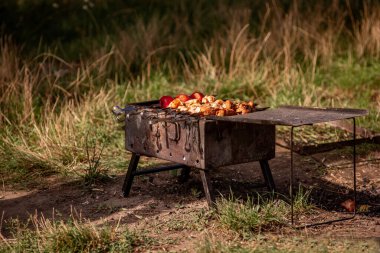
215, 105, 368, 227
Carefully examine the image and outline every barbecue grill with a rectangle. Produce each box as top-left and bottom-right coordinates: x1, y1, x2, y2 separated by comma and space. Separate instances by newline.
113, 100, 367, 227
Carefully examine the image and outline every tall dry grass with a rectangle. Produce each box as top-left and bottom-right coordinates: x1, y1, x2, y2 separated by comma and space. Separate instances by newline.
106, 1, 380, 81
1, 213, 148, 252
0, 43, 126, 179
1, 1, 379, 181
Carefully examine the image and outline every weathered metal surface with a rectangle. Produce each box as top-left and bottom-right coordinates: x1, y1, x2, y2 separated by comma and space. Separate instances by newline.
203, 121, 275, 168
125, 111, 206, 168
211, 106, 368, 126
124, 104, 275, 169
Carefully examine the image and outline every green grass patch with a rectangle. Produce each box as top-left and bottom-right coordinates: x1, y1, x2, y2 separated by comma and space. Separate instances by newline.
216, 189, 314, 237
160, 209, 214, 232
315, 59, 380, 89
197, 236, 380, 253
1, 216, 154, 253
217, 196, 287, 236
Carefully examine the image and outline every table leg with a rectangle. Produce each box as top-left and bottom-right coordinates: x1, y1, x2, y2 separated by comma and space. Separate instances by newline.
259, 160, 276, 192
122, 153, 140, 197
290, 118, 357, 228
290, 126, 295, 225
200, 169, 215, 207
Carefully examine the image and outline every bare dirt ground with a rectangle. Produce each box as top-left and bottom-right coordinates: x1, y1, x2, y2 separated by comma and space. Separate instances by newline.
1, 145, 380, 251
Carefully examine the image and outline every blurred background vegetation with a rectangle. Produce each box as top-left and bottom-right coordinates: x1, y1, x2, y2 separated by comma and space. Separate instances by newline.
0, 0, 379, 186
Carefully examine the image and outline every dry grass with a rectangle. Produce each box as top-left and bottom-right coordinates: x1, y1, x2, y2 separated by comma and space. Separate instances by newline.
216, 189, 314, 238
1, 213, 151, 252
197, 236, 380, 253
352, 3, 380, 58
0, 2, 379, 251
1, 0, 379, 183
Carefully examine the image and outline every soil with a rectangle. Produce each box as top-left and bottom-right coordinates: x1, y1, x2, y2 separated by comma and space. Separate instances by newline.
1, 144, 380, 250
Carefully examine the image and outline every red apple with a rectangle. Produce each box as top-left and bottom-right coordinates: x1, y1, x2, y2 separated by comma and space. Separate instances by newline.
176, 94, 191, 102
159, 96, 174, 108
189, 92, 204, 102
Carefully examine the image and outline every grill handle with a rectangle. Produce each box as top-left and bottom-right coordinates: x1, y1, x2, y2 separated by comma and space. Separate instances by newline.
112, 106, 126, 123
112, 105, 124, 115
112, 104, 140, 123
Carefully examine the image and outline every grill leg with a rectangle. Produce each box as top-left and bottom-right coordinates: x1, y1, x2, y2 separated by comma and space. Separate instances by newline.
200, 169, 215, 207
259, 160, 276, 192
122, 153, 140, 197
178, 166, 191, 183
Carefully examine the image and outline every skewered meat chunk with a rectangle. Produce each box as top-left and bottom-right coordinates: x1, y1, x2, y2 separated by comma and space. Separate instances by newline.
216, 109, 225, 116
225, 109, 237, 116
168, 98, 183, 109
189, 106, 201, 114
211, 102, 223, 109
223, 100, 233, 110
167, 93, 255, 117
215, 108, 237, 116
214, 99, 224, 105
202, 107, 217, 116
241, 109, 250, 114
236, 103, 251, 113
185, 99, 200, 106
177, 105, 189, 112
202, 95, 216, 104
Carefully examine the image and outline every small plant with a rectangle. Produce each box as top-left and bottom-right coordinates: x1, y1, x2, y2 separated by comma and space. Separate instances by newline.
191, 187, 202, 198
293, 185, 314, 214
216, 188, 315, 236
216, 193, 288, 236
164, 209, 214, 232
197, 237, 250, 253
82, 131, 109, 185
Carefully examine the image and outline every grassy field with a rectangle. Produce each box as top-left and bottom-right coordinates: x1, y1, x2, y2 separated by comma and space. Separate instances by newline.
1, 0, 380, 251
2, 192, 379, 252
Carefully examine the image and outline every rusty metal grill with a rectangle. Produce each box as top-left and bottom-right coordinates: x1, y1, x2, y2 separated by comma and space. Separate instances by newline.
113, 100, 367, 227
119, 101, 276, 170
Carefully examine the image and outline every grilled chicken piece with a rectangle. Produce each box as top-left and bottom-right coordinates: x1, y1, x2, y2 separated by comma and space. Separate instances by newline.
177, 105, 189, 112
185, 99, 199, 106
214, 99, 224, 105
211, 101, 223, 109
215, 108, 236, 116
202, 107, 217, 116
236, 103, 251, 113
168, 98, 183, 109
225, 109, 237, 116
170, 94, 254, 117
241, 109, 250, 114
223, 100, 233, 110
216, 109, 225, 116
189, 106, 201, 114
202, 95, 216, 104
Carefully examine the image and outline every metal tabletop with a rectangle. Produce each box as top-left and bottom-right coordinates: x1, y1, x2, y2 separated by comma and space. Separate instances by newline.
211, 105, 368, 126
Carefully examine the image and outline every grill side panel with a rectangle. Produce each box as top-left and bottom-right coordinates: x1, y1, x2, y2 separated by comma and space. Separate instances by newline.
125, 113, 206, 168
124, 112, 275, 169
203, 121, 275, 169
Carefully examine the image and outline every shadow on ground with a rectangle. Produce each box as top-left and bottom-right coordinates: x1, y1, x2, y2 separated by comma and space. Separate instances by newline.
1, 146, 379, 237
